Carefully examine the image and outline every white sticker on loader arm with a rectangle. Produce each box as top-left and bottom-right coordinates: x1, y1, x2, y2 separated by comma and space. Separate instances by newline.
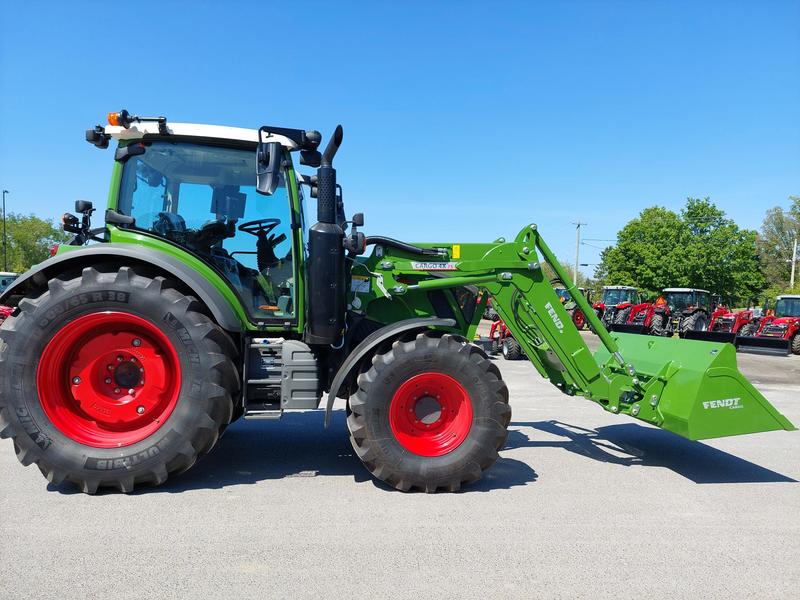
411, 262, 458, 271
544, 302, 565, 333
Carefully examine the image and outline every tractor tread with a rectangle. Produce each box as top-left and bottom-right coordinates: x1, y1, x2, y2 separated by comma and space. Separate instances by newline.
0, 266, 237, 494
347, 332, 510, 493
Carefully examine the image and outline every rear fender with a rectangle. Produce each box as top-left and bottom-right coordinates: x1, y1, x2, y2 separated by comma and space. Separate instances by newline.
0, 244, 244, 332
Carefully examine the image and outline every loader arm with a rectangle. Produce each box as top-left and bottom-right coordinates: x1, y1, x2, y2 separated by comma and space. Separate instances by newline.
361, 224, 795, 441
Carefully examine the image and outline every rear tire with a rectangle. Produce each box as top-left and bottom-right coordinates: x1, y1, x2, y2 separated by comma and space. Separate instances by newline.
346, 332, 510, 492
502, 337, 522, 360
0, 266, 238, 494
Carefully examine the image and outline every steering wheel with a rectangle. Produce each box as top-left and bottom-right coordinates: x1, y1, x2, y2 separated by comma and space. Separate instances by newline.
238, 218, 281, 237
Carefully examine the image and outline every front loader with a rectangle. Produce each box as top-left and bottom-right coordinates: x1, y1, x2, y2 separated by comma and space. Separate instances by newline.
0, 110, 793, 494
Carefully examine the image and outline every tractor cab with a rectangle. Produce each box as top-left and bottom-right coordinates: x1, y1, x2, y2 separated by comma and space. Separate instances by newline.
663, 288, 711, 313
81, 112, 338, 331
114, 138, 299, 321
593, 285, 641, 325
773, 295, 800, 319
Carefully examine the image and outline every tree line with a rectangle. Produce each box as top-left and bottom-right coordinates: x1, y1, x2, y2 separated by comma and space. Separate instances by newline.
1, 213, 70, 273
591, 196, 799, 305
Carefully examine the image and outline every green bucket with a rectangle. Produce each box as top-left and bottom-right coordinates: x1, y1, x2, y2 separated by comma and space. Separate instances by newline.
594, 333, 796, 441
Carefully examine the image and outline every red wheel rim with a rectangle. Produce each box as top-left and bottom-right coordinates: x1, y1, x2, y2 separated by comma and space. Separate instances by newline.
574, 311, 585, 327
388, 372, 473, 457
36, 311, 181, 448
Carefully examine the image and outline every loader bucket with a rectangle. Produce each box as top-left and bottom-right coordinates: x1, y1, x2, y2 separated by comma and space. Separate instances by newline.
684, 330, 737, 344
735, 335, 791, 357
609, 323, 647, 335
594, 333, 796, 441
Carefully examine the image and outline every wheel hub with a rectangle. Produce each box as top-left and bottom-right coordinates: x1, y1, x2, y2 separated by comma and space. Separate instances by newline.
388, 372, 473, 457
37, 311, 181, 448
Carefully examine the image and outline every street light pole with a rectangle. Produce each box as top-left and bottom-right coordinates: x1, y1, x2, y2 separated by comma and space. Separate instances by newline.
572, 221, 586, 284
1, 190, 7, 272
791, 237, 798, 290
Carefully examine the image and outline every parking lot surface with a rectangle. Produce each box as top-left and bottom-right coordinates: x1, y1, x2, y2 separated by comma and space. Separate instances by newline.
1, 329, 798, 599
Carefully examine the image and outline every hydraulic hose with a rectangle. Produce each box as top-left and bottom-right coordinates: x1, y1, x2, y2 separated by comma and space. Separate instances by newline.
365, 236, 446, 257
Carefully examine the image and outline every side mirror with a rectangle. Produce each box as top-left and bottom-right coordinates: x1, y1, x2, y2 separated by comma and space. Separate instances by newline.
351, 212, 364, 227
256, 141, 282, 196
75, 200, 94, 214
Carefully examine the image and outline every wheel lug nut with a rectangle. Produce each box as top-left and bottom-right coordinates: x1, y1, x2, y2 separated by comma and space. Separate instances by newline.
130, 357, 137, 363
128, 388, 135, 395
139, 367, 144, 373
72, 376, 81, 385
132, 339, 141, 347
114, 388, 120, 394
105, 377, 112, 384
107, 364, 114, 371
117, 356, 123, 362
136, 406, 145, 414
139, 380, 144, 386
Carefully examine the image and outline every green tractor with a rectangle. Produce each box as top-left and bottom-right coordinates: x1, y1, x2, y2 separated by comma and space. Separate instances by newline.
0, 110, 794, 494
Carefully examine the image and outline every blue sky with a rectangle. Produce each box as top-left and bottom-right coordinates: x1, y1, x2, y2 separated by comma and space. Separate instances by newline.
1, 1, 798, 275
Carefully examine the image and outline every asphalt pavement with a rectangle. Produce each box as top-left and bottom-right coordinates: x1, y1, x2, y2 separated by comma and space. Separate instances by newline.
1, 328, 798, 599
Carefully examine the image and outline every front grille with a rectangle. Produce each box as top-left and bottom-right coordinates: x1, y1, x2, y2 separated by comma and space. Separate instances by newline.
762, 324, 787, 337
631, 312, 647, 325
714, 318, 734, 333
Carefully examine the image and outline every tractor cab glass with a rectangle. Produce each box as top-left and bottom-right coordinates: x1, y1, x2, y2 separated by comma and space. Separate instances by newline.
665, 291, 692, 311
774, 298, 800, 317
555, 288, 572, 304
603, 288, 636, 305
117, 141, 296, 322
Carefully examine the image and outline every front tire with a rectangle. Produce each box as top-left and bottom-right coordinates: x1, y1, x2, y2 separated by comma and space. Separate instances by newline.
501, 337, 522, 360
791, 334, 800, 355
679, 311, 708, 337
0, 266, 238, 494
347, 332, 510, 492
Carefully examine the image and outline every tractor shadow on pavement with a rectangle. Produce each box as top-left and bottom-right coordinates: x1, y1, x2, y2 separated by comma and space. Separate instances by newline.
110, 410, 537, 495
506, 420, 796, 484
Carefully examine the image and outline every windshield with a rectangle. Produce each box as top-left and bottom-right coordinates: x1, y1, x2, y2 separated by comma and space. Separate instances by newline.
117, 141, 296, 322
774, 298, 800, 317
602, 289, 635, 305
665, 291, 693, 311
555, 288, 572, 303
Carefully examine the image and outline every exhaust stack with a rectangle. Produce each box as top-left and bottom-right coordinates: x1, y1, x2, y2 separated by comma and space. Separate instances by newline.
306, 125, 346, 345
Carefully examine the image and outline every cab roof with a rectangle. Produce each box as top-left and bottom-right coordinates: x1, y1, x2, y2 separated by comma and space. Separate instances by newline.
603, 285, 637, 290
663, 288, 710, 293
105, 122, 299, 150
777, 295, 800, 299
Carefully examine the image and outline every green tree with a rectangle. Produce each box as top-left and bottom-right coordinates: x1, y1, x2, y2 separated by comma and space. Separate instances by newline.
757, 195, 799, 292
595, 198, 763, 302
3, 213, 70, 272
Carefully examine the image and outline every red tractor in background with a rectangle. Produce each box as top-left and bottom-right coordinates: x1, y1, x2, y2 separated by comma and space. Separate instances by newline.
555, 286, 592, 330
737, 295, 800, 355
617, 297, 671, 336
662, 288, 714, 337
489, 286, 592, 359
593, 285, 644, 329
488, 319, 525, 360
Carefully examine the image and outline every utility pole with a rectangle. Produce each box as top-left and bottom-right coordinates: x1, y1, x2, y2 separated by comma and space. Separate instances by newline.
1, 190, 7, 272
572, 221, 586, 284
791, 237, 798, 290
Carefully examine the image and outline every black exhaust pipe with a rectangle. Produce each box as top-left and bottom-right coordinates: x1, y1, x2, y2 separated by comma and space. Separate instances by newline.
306, 125, 346, 346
